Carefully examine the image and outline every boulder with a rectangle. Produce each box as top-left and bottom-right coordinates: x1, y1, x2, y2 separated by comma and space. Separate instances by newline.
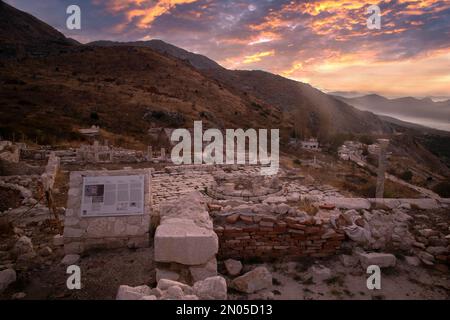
53, 234, 64, 246
193, 276, 227, 300
13, 236, 34, 256
157, 279, 192, 294
0, 268, 16, 293
404, 256, 421, 267
339, 254, 359, 267
116, 285, 151, 300
61, 254, 80, 265
165, 285, 184, 300
248, 290, 275, 300
426, 246, 447, 256
231, 266, 272, 293
156, 268, 180, 282
310, 265, 332, 282
189, 258, 217, 282
224, 259, 243, 276
417, 251, 435, 265
358, 252, 396, 268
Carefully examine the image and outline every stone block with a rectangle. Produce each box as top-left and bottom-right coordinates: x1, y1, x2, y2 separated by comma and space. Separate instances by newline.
154, 220, 218, 265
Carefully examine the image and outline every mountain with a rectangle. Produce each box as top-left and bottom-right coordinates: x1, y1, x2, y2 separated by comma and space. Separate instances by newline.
89, 40, 223, 70
334, 94, 450, 131
0, 0, 76, 58
205, 69, 393, 136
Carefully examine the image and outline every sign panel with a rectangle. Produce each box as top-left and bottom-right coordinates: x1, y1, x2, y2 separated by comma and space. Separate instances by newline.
81, 175, 145, 217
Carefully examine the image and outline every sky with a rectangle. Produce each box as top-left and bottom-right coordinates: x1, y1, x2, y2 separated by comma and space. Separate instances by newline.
6, 0, 450, 98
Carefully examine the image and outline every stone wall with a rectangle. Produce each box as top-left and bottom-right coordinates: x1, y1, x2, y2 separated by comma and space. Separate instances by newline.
64, 169, 152, 254
214, 213, 345, 261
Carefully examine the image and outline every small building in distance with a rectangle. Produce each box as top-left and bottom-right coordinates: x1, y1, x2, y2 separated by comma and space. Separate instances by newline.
301, 138, 320, 151
78, 125, 100, 138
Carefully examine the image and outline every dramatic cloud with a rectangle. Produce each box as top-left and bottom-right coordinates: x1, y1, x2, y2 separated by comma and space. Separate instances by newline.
6, 0, 450, 97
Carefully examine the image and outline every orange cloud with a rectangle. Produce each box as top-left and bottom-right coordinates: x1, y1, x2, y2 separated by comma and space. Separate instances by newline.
95, 0, 201, 29
243, 50, 275, 64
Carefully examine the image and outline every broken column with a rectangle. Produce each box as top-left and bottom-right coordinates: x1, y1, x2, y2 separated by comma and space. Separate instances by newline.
375, 139, 389, 199
147, 146, 153, 161
154, 192, 218, 284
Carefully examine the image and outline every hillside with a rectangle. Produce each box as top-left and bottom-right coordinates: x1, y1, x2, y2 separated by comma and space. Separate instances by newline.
0, 0, 76, 59
0, 44, 282, 146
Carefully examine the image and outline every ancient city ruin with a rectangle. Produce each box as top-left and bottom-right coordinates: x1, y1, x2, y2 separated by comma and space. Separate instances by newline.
0, 136, 449, 300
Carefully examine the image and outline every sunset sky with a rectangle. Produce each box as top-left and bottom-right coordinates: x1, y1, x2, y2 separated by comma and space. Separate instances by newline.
6, 0, 450, 98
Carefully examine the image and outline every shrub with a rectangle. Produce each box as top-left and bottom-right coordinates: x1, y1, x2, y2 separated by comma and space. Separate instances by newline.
400, 170, 413, 181
433, 181, 450, 197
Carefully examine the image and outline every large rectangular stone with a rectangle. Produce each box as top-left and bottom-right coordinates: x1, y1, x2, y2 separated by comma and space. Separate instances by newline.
154, 219, 218, 265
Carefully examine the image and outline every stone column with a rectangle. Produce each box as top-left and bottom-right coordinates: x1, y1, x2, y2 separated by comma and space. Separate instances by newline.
147, 146, 152, 161
93, 140, 100, 163
375, 139, 389, 199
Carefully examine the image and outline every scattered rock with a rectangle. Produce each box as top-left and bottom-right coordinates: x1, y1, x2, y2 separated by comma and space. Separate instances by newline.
165, 285, 184, 299
156, 268, 180, 282
339, 254, 359, 267
310, 265, 332, 282
12, 292, 26, 300
157, 279, 192, 294
248, 290, 275, 300
61, 254, 80, 265
224, 259, 243, 276
404, 256, 421, 267
116, 285, 151, 300
417, 251, 435, 265
193, 276, 227, 300
0, 268, 16, 293
189, 258, 217, 282
358, 252, 396, 268
231, 266, 272, 293
13, 236, 34, 256
38, 246, 53, 257
53, 234, 64, 246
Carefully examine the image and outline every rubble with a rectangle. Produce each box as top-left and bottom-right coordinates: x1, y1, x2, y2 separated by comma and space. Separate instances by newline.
0, 268, 16, 293
357, 252, 396, 268
231, 266, 272, 293
193, 276, 227, 300
61, 254, 80, 265
224, 259, 243, 276
310, 265, 333, 282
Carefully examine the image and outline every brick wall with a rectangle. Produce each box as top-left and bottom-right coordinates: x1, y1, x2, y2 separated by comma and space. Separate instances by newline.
214, 215, 345, 260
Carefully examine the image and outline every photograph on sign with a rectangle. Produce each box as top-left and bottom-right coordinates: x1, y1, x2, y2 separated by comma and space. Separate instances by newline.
81, 175, 145, 217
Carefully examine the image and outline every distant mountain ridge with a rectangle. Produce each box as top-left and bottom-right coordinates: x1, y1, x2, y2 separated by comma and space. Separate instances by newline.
89, 39, 223, 70
334, 94, 450, 131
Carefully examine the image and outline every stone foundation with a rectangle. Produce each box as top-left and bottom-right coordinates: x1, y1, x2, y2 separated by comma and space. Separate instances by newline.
64, 169, 152, 254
